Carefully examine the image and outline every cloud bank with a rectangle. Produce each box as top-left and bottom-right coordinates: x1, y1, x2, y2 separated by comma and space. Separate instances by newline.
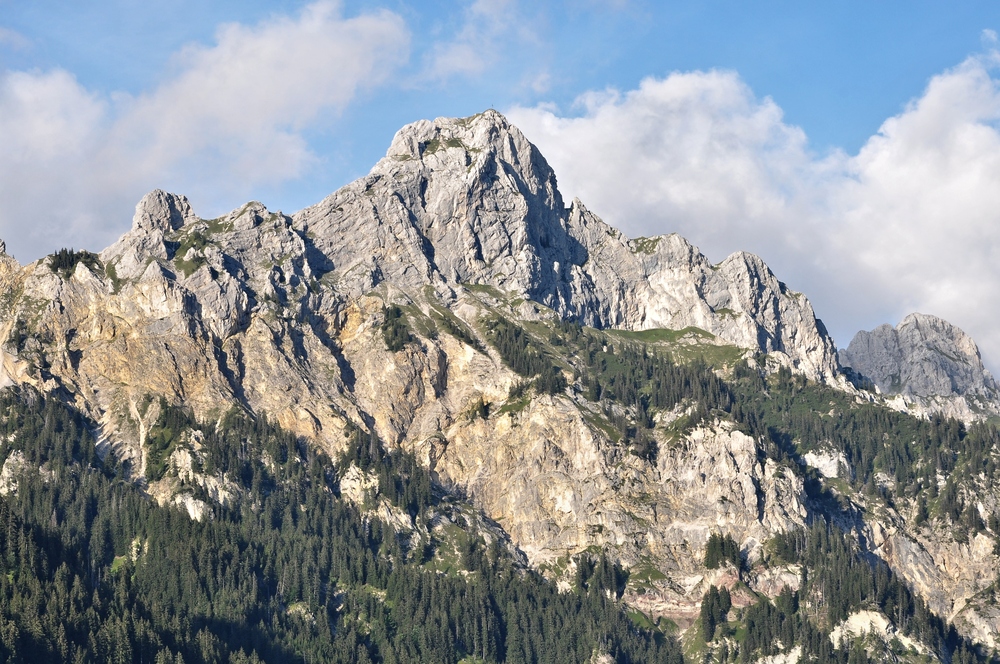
0, 1, 408, 262
508, 51, 1000, 367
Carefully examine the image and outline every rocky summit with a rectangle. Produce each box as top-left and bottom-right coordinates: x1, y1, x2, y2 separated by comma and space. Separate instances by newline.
0, 110, 999, 663
840, 312, 1000, 421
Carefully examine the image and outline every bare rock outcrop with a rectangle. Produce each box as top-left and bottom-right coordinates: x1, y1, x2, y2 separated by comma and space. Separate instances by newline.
3, 110, 970, 648
295, 111, 840, 381
840, 312, 1000, 420
0, 108, 836, 479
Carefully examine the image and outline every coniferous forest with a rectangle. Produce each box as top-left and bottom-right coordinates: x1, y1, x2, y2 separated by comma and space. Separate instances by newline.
0, 386, 681, 663
478, 317, 1000, 664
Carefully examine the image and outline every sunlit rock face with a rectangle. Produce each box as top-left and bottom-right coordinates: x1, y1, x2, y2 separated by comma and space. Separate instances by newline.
0, 110, 839, 463
296, 110, 840, 381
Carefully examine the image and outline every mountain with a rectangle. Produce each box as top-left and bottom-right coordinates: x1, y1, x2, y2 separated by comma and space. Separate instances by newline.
0, 110, 998, 663
840, 312, 1000, 421
295, 111, 839, 381
0, 110, 838, 454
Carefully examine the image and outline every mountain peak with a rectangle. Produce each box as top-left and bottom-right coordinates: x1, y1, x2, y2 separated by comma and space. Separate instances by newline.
384, 109, 523, 160
132, 189, 198, 233
839, 312, 998, 399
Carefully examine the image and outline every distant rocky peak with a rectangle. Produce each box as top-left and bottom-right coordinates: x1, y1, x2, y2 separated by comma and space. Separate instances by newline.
132, 189, 198, 234
839, 312, 998, 398
99, 189, 202, 281
898, 312, 981, 361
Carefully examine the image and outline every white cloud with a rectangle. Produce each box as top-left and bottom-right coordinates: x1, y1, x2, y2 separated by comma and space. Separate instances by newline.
510, 72, 819, 251
834, 53, 1000, 366
0, 26, 31, 50
0, 69, 112, 251
508, 53, 1000, 369
115, 2, 408, 187
0, 1, 409, 262
423, 0, 536, 81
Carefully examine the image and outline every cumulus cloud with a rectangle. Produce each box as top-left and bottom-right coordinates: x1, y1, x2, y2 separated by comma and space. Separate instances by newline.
0, 70, 112, 252
508, 52, 1000, 368
0, 2, 409, 262
509, 73, 820, 252
835, 52, 1000, 366
423, 0, 538, 81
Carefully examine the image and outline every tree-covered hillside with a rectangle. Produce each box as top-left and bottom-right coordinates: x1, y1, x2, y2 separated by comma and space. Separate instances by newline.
475, 315, 1000, 663
0, 386, 681, 663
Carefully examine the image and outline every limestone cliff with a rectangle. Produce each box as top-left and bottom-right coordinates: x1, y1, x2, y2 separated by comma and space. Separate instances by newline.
0, 110, 840, 479
296, 110, 840, 381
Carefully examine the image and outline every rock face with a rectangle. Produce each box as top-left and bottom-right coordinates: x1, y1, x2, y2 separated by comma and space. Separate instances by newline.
0, 109, 839, 631
839, 313, 1000, 419
297, 110, 839, 381
855, 487, 1000, 651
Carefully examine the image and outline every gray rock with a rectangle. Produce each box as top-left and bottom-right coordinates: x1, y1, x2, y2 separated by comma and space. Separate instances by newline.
294, 110, 839, 380
133, 189, 198, 233
840, 312, 999, 398
0, 109, 996, 650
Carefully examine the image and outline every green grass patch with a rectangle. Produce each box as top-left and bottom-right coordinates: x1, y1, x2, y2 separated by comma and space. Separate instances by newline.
580, 409, 623, 443
631, 237, 662, 254
110, 555, 128, 574
422, 138, 442, 155
203, 217, 234, 235
673, 343, 746, 369
105, 261, 123, 293
607, 325, 746, 369
454, 112, 483, 127
463, 282, 507, 300
400, 304, 438, 340
607, 326, 714, 344
627, 610, 657, 631
424, 297, 485, 351
497, 395, 531, 416
172, 228, 211, 277
422, 136, 474, 155
627, 560, 668, 592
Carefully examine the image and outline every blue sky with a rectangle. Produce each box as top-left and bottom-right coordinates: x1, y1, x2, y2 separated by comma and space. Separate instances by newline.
3, 0, 1000, 365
